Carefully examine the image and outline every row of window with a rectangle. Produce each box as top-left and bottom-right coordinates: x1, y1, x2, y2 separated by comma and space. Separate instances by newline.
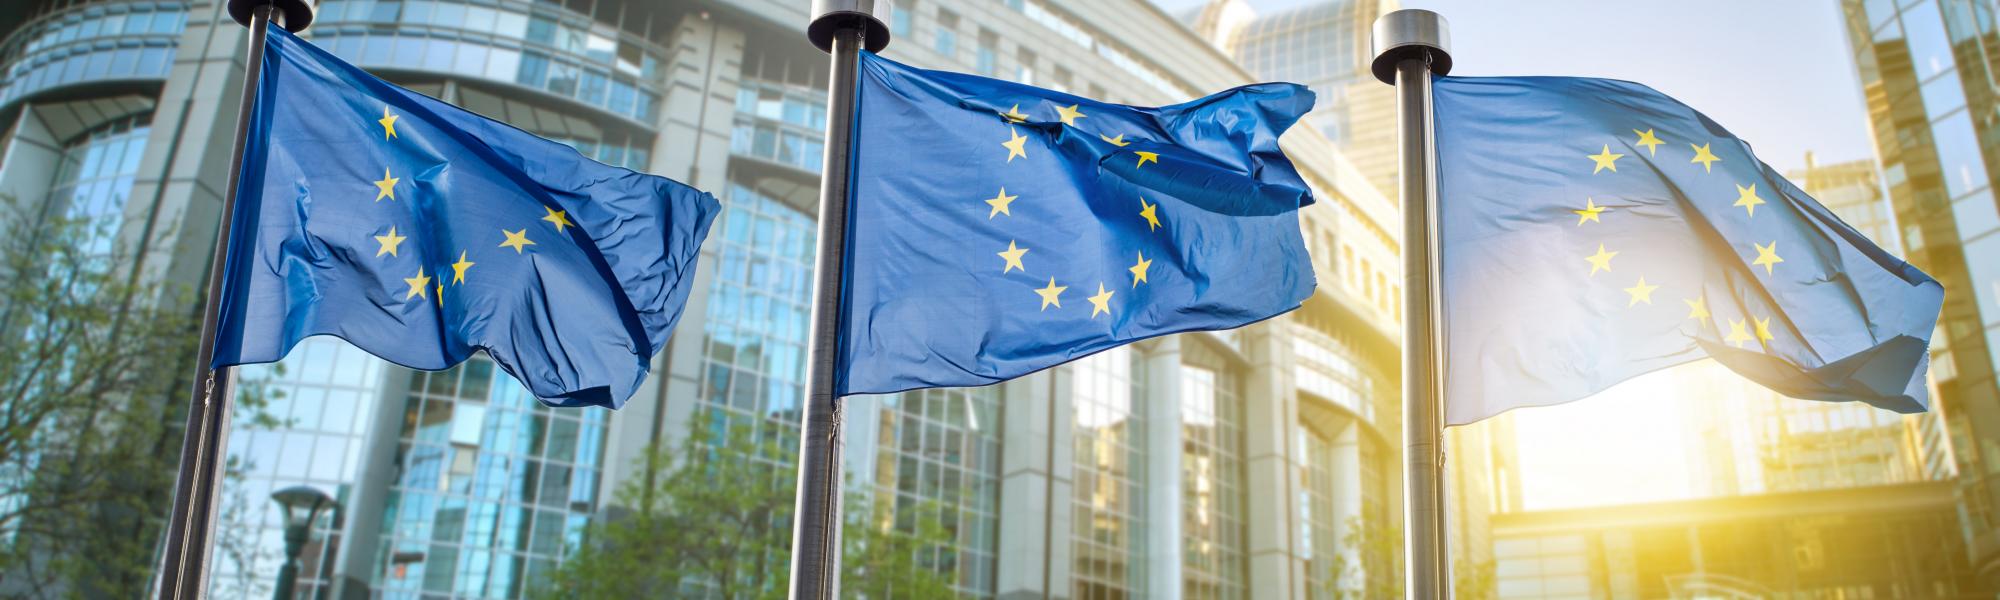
316, 0, 663, 83
309, 31, 661, 124
0, 1, 185, 63
731, 80, 829, 173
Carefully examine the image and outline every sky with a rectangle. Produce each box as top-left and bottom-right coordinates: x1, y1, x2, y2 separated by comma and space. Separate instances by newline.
1153, 0, 1885, 509
1155, 0, 1878, 172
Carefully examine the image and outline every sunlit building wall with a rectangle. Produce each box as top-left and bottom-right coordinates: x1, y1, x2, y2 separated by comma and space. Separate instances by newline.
0, 1, 1425, 599
1491, 482, 1987, 599
1840, 0, 2000, 582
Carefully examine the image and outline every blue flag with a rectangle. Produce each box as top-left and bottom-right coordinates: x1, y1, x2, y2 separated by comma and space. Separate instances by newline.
836, 52, 1317, 395
212, 27, 718, 408
1434, 76, 1943, 425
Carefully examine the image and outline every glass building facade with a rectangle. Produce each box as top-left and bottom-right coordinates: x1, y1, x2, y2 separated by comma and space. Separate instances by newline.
0, 0, 1446, 598
1842, 0, 2000, 582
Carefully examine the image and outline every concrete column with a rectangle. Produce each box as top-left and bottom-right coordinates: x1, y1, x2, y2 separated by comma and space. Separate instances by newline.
1330, 418, 1362, 592
126, 0, 252, 294
1241, 320, 1302, 600
1142, 338, 1185, 599
996, 369, 1073, 600
0, 107, 63, 236
597, 13, 745, 499
330, 368, 415, 599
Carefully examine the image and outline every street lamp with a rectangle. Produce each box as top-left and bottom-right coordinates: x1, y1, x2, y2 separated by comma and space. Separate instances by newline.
270, 485, 337, 600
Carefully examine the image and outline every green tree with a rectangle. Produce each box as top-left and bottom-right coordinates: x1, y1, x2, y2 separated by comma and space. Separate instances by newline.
1331, 511, 1405, 600
1453, 558, 1498, 600
0, 196, 275, 597
537, 411, 959, 599
841, 494, 958, 599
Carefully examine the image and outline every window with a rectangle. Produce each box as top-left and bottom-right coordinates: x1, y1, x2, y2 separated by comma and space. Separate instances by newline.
976, 29, 999, 76
48, 113, 152, 258
892, 1, 914, 36
935, 9, 959, 58
1016, 47, 1037, 84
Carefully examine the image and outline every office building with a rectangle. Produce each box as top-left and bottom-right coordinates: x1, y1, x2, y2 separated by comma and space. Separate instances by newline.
0, 0, 1459, 598
1841, 0, 2000, 583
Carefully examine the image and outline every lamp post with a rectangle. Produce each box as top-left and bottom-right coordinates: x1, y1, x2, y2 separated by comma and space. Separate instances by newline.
269, 485, 336, 600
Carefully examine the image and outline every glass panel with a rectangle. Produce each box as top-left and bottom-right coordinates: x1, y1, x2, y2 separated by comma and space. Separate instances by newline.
1933, 110, 1989, 198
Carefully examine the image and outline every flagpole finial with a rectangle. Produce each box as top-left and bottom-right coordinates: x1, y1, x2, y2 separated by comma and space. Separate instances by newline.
228, 0, 317, 32
1370, 8, 1452, 85
808, 0, 893, 54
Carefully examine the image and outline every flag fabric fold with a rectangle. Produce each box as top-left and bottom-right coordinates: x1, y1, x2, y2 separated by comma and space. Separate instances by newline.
836, 52, 1318, 395
211, 27, 718, 408
1434, 75, 1943, 425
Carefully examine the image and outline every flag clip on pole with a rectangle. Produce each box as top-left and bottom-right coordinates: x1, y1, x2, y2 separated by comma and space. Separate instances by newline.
1370, 9, 1453, 600
156, 1, 315, 599
792, 2, 890, 599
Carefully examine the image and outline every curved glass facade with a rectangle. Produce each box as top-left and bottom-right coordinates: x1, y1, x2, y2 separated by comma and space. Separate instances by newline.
47, 112, 151, 256
213, 339, 392, 599
310, 0, 665, 124
379, 359, 607, 598
0, 2, 184, 106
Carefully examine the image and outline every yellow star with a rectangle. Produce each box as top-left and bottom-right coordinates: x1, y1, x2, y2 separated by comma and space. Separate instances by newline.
1733, 184, 1766, 218
999, 104, 1028, 124
1632, 128, 1663, 156
1101, 133, 1130, 147
1623, 276, 1659, 306
1691, 143, 1722, 173
500, 229, 535, 253
1588, 145, 1624, 174
542, 206, 574, 233
379, 106, 400, 140
997, 240, 1028, 273
1754, 315, 1776, 345
985, 188, 1018, 218
1726, 318, 1754, 347
1573, 197, 1607, 226
1002, 128, 1029, 163
1056, 104, 1087, 126
1035, 277, 1067, 310
1684, 296, 1710, 320
450, 251, 475, 284
1087, 282, 1114, 318
1128, 251, 1152, 287
403, 266, 432, 300
1584, 243, 1618, 276
373, 226, 407, 257
1135, 151, 1159, 168
435, 281, 443, 307
1138, 198, 1161, 231
1752, 241, 1784, 275
373, 168, 399, 201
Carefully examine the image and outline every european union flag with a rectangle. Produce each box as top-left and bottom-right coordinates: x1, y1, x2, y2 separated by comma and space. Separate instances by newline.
1434, 76, 1943, 425
211, 28, 718, 408
836, 52, 1316, 395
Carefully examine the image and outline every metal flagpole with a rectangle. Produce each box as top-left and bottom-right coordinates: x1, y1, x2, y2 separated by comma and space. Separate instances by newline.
792, 2, 890, 599
156, 1, 315, 598
1370, 9, 1454, 600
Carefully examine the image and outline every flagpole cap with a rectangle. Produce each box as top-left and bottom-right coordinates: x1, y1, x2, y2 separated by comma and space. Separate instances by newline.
1370, 9, 1452, 85
808, 0, 893, 54
229, 0, 317, 33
